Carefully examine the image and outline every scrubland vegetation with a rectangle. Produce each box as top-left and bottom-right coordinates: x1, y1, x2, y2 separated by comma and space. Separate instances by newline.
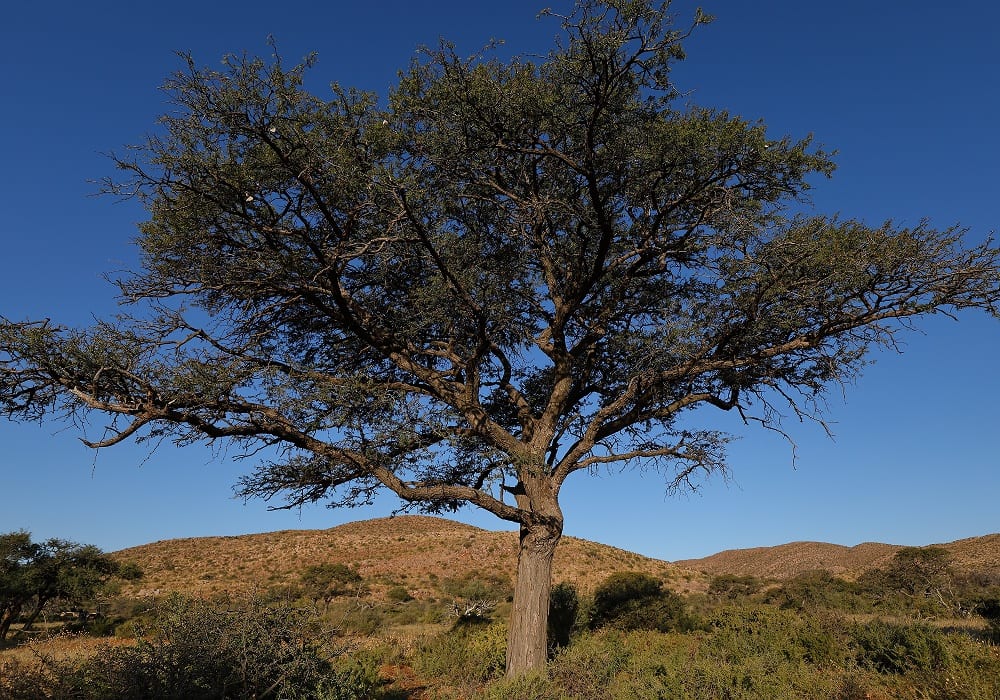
3, 535, 999, 699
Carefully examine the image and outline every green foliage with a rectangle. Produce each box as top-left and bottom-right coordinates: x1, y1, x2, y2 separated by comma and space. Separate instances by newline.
704, 604, 846, 667
707, 574, 763, 600
413, 621, 508, 688
588, 571, 695, 633
854, 546, 967, 618
861, 546, 954, 596
590, 571, 661, 626
525, 627, 844, 699
765, 570, 864, 613
850, 619, 950, 675
0, 530, 140, 642
381, 597, 445, 627
547, 582, 579, 649
301, 563, 364, 611
480, 671, 558, 700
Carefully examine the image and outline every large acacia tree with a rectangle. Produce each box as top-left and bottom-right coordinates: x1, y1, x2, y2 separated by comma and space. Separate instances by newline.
1, 0, 998, 674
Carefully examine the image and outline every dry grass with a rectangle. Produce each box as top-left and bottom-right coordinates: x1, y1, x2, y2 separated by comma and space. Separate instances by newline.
0, 633, 131, 669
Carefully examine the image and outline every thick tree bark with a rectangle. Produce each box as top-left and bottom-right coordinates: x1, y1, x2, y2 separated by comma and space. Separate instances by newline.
506, 519, 562, 676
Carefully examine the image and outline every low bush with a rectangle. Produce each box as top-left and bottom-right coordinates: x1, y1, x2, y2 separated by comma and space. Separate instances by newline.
703, 604, 846, 667
0, 592, 380, 699
385, 585, 413, 603
413, 620, 508, 689
975, 597, 1000, 644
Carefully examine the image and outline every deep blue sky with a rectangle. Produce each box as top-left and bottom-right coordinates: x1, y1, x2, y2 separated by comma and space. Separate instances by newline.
1, 1, 997, 561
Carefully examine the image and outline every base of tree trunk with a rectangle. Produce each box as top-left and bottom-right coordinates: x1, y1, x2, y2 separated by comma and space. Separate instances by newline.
506, 524, 560, 676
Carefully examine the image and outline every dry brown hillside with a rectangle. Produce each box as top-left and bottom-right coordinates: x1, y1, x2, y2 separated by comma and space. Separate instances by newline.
676, 533, 1000, 580
113, 516, 701, 599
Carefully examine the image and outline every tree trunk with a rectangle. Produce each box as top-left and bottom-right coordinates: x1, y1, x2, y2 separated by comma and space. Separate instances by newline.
506, 522, 561, 676
0, 605, 16, 642
16, 597, 47, 637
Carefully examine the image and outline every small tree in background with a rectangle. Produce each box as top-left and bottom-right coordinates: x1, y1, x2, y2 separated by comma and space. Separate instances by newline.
2, 0, 999, 674
300, 563, 364, 612
0, 531, 139, 642
861, 546, 958, 614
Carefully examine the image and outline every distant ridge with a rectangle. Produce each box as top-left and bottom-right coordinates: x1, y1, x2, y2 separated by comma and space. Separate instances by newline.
675, 533, 1000, 580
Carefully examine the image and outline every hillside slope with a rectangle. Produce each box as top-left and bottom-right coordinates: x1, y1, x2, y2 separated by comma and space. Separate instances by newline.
113, 517, 1000, 598
114, 516, 696, 598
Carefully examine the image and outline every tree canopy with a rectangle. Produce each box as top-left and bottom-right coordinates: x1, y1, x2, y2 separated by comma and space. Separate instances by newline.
1, 0, 998, 674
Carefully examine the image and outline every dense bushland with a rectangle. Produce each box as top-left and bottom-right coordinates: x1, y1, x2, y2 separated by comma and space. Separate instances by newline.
3, 550, 1000, 698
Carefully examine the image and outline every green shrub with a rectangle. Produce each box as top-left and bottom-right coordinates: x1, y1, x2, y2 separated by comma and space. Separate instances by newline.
592, 572, 662, 616
589, 572, 695, 633
413, 620, 508, 688
547, 629, 635, 696
765, 570, 863, 613
548, 582, 579, 649
707, 574, 763, 600
704, 604, 846, 666
386, 585, 413, 603
975, 597, 1000, 644
851, 619, 950, 674
340, 605, 384, 635
481, 671, 561, 700
544, 627, 844, 699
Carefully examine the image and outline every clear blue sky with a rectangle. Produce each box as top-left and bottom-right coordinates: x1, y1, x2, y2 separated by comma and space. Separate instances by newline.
1, 1, 997, 561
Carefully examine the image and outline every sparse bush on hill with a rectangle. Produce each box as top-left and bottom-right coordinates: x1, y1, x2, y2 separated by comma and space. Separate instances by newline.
440, 570, 512, 603
386, 585, 413, 603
